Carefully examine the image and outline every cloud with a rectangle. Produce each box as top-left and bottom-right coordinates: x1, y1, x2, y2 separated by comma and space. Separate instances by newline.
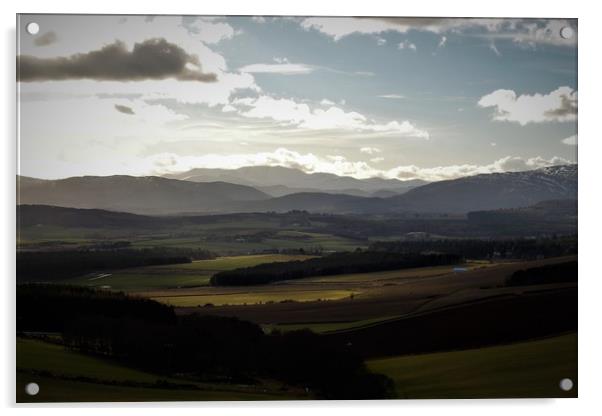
370, 157, 385, 163
378, 94, 404, 99
184, 17, 235, 44
478, 86, 577, 125
34, 31, 58, 47
437, 36, 447, 48
562, 135, 577, 145
149, 147, 571, 182
18, 38, 217, 82
320, 98, 335, 106
239, 62, 314, 75
360, 147, 381, 154
489, 42, 501, 56
387, 155, 572, 181
18, 16, 256, 107
300, 17, 576, 47
114, 104, 135, 115
232, 95, 429, 138
398, 40, 417, 50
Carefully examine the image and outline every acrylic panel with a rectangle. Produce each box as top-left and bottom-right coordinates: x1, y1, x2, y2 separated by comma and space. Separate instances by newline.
16, 14, 577, 402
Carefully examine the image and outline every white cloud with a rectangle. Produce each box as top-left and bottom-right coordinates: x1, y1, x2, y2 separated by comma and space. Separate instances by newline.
151, 148, 378, 179
300, 17, 576, 47
398, 40, 417, 51
320, 98, 335, 106
239, 62, 314, 75
360, 147, 381, 154
378, 94, 405, 99
185, 17, 236, 44
376, 37, 387, 46
478, 86, 577, 125
437, 36, 447, 48
148, 148, 571, 182
221, 104, 237, 112
562, 135, 577, 145
387, 155, 572, 181
233, 95, 429, 138
489, 42, 502, 56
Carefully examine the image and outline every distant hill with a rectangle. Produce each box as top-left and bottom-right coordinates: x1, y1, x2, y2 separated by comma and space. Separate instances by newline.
18, 204, 160, 228
467, 199, 577, 233
18, 165, 577, 216
388, 165, 577, 214
17, 175, 270, 215
164, 166, 426, 196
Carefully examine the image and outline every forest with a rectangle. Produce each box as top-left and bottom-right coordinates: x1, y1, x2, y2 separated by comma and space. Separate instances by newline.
17, 247, 215, 282
368, 236, 577, 259
210, 251, 462, 286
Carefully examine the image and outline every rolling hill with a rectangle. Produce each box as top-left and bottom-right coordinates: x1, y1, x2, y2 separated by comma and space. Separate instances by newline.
388, 165, 577, 214
17, 175, 270, 215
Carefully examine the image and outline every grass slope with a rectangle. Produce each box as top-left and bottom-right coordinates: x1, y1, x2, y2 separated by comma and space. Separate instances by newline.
367, 333, 577, 399
16, 338, 306, 403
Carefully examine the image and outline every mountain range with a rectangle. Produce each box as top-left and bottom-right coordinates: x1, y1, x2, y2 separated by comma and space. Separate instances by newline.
17, 164, 577, 215
164, 166, 426, 197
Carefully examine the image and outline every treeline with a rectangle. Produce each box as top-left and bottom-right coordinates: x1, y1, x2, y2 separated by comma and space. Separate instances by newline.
369, 236, 577, 260
211, 252, 462, 286
506, 261, 577, 287
17, 247, 215, 282
17, 284, 176, 332
17, 284, 393, 399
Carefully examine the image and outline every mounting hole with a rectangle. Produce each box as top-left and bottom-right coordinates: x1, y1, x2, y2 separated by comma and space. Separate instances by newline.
25, 382, 39, 396
26, 22, 40, 35
560, 26, 574, 40
559, 378, 574, 391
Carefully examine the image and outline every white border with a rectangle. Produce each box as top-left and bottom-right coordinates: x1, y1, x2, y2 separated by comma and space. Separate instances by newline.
2, 1, 601, 414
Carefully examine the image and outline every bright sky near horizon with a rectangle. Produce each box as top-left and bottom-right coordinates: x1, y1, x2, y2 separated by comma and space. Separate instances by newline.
17, 15, 577, 181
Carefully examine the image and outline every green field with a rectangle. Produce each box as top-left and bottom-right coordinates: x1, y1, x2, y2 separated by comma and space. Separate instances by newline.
152, 289, 357, 307
16, 338, 307, 403
133, 229, 366, 254
19, 217, 366, 255
62, 254, 316, 291
261, 315, 400, 334
367, 333, 578, 399
17, 338, 160, 383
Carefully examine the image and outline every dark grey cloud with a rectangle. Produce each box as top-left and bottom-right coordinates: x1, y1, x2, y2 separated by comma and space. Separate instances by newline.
34, 31, 58, 47
17, 38, 217, 82
545, 92, 578, 118
114, 104, 135, 115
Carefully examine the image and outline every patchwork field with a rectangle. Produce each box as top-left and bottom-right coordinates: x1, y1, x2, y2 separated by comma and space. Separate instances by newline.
151, 289, 357, 307
367, 333, 578, 399
19, 216, 368, 255
62, 254, 315, 291
178, 256, 576, 326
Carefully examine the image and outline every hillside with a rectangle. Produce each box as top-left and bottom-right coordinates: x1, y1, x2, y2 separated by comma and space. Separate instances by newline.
388, 165, 577, 214
17, 175, 270, 215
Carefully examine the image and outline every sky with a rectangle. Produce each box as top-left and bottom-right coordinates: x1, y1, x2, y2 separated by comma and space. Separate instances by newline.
17, 15, 578, 181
